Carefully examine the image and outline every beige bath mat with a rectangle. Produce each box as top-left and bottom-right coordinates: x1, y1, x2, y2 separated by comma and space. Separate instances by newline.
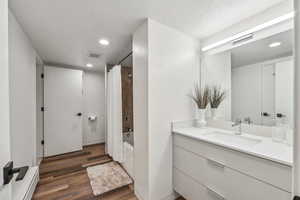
86, 161, 132, 196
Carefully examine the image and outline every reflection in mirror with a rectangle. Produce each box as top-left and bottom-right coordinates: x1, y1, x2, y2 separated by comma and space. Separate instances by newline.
232, 30, 294, 128
203, 29, 294, 130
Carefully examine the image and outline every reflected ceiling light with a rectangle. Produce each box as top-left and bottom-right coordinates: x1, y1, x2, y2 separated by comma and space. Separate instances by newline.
99, 39, 110, 46
201, 11, 295, 52
269, 42, 281, 48
86, 63, 93, 68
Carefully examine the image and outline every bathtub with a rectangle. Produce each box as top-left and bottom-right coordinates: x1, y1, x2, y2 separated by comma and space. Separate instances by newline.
122, 132, 134, 179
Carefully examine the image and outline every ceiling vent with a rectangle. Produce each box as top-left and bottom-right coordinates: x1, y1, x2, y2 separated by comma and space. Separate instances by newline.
89, 53, 101, 59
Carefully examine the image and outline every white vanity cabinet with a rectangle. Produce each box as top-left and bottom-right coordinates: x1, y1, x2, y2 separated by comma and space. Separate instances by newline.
173, 133, 292, 200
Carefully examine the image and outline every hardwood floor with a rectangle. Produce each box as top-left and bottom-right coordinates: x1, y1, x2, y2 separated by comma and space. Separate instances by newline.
33, 143, 185, 200
33, 144, 138, 200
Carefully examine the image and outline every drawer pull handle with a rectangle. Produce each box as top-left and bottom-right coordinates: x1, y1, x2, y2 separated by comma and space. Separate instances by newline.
206, 186, 226, 200
207, 158, 225, 168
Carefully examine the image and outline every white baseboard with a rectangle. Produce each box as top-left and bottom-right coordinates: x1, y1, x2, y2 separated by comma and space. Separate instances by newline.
83, 139, 105, 146
134, 189, 179, 200
13, 166, 39, 200
160, 191, 179, 200
37, 157, 43, 166
134, 187, 145, 200
24, 168, 39, 200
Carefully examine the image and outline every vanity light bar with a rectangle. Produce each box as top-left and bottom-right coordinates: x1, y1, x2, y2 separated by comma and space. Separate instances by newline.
201, 11, 295, 52
232, 33, 253, 45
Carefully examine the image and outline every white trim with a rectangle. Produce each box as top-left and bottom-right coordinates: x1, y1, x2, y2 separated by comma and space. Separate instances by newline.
104, 64, 108, 154
13, 167, 39, 200
160, 192, 179, 200
83, 140, 105, 146
23, 168, 39, 200
37, 157, 42, 166
134, 190, 179, 200
134, 189, 144, 200
293, 0, 300, 196
202, 12, 295, 52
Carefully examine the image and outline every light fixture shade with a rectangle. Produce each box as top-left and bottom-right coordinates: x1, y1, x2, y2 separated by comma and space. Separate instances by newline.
202, 12, 294, 52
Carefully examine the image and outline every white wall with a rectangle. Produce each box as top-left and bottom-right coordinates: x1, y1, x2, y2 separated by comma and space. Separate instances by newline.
133, 19, 200, 200
202, 51, 231, 120
82, 71, 105, 145
9, 11, 38, 167
133, 21, 149, 200
294, 0, 300, 195
232, 63, 262, 124
0, 1, 11, 197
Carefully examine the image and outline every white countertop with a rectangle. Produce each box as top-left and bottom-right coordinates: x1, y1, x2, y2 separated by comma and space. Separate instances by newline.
173, 127, 293, 166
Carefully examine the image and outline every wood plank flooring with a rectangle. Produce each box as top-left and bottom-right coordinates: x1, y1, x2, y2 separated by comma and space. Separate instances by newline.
33, 144, 137, 200
33, 143, 185, 200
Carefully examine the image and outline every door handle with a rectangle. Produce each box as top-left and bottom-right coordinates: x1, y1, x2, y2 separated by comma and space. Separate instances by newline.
206, 186, 226, 200
76, 112, 82, 116
276, 113, 286, 118
261, 112, 270, 117
3, 161, 28, 185
207, 158, 225, 168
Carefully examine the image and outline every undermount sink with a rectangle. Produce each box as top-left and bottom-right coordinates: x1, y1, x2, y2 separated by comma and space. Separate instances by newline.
203, 131, 261, 147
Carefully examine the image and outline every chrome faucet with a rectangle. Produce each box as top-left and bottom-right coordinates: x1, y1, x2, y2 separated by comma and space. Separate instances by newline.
244, 117, 252, 125
232, 118, 242, 135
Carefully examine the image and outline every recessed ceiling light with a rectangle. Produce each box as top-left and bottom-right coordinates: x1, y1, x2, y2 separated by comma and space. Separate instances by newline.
86, 63, 93, 68
99, 39, 110, 46
269, 42, 281, 48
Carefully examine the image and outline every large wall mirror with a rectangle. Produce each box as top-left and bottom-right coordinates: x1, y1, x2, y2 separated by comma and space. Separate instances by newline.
202, 28, 294, 130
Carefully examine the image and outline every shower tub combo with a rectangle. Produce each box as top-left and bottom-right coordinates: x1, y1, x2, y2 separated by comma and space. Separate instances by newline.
122, 131, 134, 179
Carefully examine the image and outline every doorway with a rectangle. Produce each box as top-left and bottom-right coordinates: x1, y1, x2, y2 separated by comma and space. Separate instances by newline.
43, 66, 83, 157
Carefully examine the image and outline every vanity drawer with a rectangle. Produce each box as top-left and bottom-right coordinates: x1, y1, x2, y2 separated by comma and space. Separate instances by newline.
225, 167, 291, 200
174, 168, 229, 200
174, 167, 291, 200
173, 147, 291, 200
173, 134, 292, 192
173, 146, 206, 183
174, 146, 227, 196
173, 168, 207, 200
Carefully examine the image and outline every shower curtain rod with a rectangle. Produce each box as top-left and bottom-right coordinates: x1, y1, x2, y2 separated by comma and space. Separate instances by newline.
118, 51, 132, 65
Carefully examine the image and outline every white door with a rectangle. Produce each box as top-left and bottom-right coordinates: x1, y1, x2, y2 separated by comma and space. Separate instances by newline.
0, 0, 12, 198
44, 66, 83, 157
262, 64, 276, 126
275, 59, 294, 128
